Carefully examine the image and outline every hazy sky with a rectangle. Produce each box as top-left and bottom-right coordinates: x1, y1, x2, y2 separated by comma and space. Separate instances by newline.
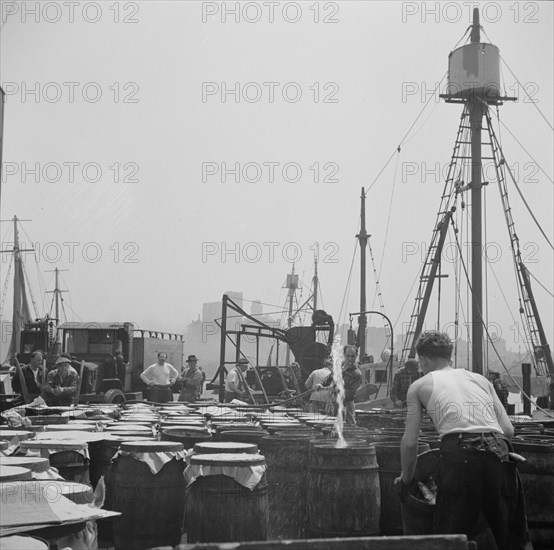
1, 1, 552, 361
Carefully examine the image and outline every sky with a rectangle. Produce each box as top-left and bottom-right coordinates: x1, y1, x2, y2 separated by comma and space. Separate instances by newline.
0, 0, 552, 362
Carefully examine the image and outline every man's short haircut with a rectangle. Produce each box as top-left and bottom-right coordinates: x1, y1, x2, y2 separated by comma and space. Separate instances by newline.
415, 331, 453, 360
158, 352, 167, 358
30, 350, 44, 359
343, 345, 357, 355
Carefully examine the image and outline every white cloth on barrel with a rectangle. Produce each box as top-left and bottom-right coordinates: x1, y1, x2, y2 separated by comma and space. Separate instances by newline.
184, 462, 266, 491
113, 449, 187, 475
21, 442, 90, 461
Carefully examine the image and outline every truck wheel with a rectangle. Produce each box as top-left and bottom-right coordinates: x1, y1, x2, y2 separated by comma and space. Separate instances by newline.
104, 389, 126, 404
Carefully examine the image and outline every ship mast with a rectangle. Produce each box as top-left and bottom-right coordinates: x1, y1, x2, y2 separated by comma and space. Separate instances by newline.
468, 8, 485, 374
46, 267, 68, 324
356, 187, 368, 358
0, 216, 34, 358
312, 255, 318, 312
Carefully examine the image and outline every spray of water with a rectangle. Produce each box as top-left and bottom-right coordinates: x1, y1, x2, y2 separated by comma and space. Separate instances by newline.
331, 338, 347, 448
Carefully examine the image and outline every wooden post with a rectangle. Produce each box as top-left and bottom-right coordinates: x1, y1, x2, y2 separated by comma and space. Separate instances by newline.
13, 355, 30, 404
522, 363, 531, 416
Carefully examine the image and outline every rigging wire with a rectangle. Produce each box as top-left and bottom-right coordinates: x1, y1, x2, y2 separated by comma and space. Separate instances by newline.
480, 28, 553, 133
377, 152, 400, 284
488, 109, 553, 186
527, 269, 554, 299
337, 237, 358, 331
484, 104, 554, 250
451, 215, 552, 416
367, 72, 448, 193
0, 254, 14, 313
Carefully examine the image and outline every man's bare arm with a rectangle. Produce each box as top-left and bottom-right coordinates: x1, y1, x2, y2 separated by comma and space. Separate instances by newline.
400, 382, 423, 483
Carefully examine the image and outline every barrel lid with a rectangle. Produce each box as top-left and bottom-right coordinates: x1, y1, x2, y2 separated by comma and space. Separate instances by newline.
162, 426, 209, 433
16, 480, 94, 503
0, 456, 51, 473
191, 453, 265, 467
193, 442, 258, 454
107, 424, 152, 431
0, 466, 33, 481
0, 535, 49, 549
20, 440, 88, 450
0, 430, 36, 440
120, 441, 184, 452
109, 435, 154, 442
109, 434, 155, 444
44, 424, 96, 432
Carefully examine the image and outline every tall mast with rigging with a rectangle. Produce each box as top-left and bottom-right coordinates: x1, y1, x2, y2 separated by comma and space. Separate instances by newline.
356, 187, 368, 358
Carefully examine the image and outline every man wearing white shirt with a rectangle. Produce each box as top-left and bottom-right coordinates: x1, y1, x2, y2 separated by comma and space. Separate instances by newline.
224, 358, 252, 403
140, 352, 179, 403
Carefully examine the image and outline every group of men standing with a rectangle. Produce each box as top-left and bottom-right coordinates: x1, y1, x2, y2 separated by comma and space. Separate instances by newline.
12, 351, 80, 406
140, 353, 206, 403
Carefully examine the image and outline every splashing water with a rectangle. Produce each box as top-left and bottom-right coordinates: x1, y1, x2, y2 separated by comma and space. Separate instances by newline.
331, 338, 347, 448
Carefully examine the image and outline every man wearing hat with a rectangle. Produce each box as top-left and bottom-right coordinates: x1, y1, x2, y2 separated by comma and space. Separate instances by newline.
224, 358, 252, 403
390, 358, 422, 408
178, 355, 204, 402
42, 356, 80, 406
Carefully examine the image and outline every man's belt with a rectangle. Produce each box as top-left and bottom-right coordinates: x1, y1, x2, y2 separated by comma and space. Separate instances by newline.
442, 431, 510, 461
442, 431, 504, 442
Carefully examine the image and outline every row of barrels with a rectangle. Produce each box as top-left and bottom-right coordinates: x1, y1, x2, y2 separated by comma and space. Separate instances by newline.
2, 404, 553, 548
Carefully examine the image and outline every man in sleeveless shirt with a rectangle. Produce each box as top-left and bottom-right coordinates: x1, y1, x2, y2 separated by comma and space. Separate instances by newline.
224, 358, 252, 403
395, 331, 532, 550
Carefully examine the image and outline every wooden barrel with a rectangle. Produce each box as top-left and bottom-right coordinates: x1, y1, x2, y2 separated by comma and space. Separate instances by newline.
512, 440, 554, 547
258, 434, 311, 539
19, 441, 90, 484
161, 427, 212, 448
193, 441, 258, 454
375, 442, 430, 535
0, 466, 33, 481
185, 453, 268, 542
308, 441, 381, 537
110, 441, 186, 550
88, 439, 121, 488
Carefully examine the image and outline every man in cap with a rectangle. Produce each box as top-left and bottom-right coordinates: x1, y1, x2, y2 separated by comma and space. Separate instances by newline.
395, 331, 532, 550
42, 356, 80, 406
390, 358, 422, 408
178, 354, 204, 402
224, 358, 252, 403
140, 352, 179, 403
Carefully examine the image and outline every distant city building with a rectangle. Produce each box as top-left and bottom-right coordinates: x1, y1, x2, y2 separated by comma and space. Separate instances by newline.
251, 300, 263, 317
